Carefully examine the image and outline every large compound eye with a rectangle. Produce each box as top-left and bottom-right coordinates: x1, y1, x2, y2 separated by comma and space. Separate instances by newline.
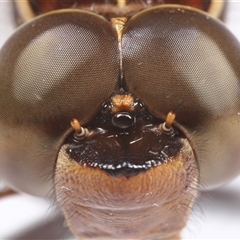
0, 10, 119, 196
122, 6, 240, 189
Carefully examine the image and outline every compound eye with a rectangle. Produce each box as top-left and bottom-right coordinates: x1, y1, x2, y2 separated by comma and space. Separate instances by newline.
6, 11, 119, 124
122, 6, 240, 127
122, 6, 240, 189
0, 10, 119, 196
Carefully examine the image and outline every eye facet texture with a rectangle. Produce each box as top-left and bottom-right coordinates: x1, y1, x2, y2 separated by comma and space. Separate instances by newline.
0, 10, 119, 196
122, 6, 240, 188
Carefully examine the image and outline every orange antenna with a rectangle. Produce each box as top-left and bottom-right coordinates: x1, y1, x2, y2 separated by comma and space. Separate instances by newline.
71, 118, 81, 133
164, 111, 176, 129
159, 111, 176, 135
70, 118, 88, 138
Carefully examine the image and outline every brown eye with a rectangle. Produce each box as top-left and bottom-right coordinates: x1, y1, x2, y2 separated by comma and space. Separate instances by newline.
122, 6, 240, 188
0, 10, 119, 196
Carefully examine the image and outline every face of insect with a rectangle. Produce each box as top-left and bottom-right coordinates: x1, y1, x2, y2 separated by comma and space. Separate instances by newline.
0, 3, 240, 239
55, 92, 198, 238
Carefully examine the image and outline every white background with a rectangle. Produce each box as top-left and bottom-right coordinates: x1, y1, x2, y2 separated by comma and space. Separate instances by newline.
0, 0, 240, 239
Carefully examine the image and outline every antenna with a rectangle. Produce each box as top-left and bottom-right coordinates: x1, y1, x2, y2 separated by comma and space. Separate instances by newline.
159, 111, 176, 135
70, 118, 89, 139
